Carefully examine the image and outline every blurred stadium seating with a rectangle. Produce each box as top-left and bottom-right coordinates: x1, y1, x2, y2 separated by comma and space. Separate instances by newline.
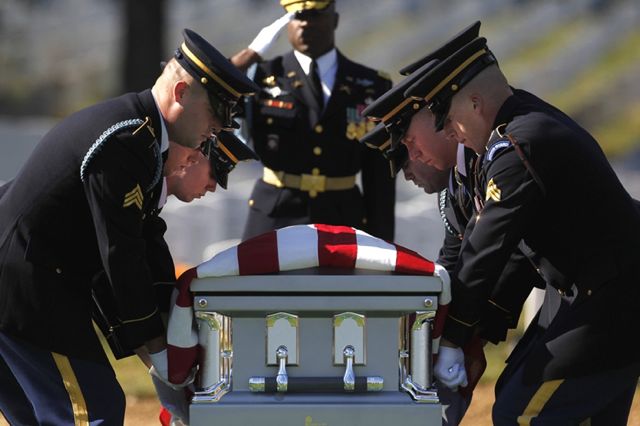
1, 0, 639, 264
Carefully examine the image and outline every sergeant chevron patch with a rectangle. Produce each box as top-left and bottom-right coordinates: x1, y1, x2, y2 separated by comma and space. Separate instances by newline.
123, 184, 144, 210
485, 178, 501, 202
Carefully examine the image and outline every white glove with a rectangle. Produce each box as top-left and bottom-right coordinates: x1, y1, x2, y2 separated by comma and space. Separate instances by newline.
150, 367, 190, 424
149, 349, 197, 389
248, 12, 295, 57
434, 346, 468, 391
149, 348, 169, 380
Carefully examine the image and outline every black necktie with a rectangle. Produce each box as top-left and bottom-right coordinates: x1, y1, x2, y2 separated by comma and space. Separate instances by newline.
310, 60, 324, 110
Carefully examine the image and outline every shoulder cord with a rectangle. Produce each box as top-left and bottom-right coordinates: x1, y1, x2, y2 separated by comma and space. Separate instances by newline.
438, 189, 463, 240
80, 118, 162, 194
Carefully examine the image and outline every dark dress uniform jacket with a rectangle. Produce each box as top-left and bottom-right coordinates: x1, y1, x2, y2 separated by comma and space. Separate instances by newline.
444, 89, 640, 383
0, 90, 167, 362
244, 50, 395, 241
437, 147, 544, 344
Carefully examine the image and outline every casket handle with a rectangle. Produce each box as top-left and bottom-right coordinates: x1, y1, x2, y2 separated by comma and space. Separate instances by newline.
276, 345, 289, 393
342, 345, 356, 391
249, 346, 383, 394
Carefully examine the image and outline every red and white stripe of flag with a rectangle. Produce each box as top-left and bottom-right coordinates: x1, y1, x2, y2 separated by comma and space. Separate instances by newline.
167, 224, 450, 385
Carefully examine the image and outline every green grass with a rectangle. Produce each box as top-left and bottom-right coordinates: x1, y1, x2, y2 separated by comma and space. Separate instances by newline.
98, 334, 157, 398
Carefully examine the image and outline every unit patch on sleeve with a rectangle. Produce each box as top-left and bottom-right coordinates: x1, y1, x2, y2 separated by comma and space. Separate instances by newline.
486, 141, 511, 162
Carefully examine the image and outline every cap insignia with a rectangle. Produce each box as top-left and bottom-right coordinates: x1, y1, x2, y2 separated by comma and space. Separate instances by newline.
263, 75, 277, 86
485, 178, 501, 202
123, 184, 144, 210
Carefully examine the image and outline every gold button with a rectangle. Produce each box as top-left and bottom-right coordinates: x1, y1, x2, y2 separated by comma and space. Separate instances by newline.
311, 168, 320, 176
55, 267, 62, 274
266, 117, 274, 125
309, 190, 318, 198
248, 199, 255, 207
201, 77, 208, 85
313, 146, 322, 156
314, 125, 323, 133
587, 289, 592, 296
362, 217, 368, 225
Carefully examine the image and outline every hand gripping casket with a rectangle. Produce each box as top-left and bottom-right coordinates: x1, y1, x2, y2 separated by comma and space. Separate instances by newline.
167, 225, 450, 425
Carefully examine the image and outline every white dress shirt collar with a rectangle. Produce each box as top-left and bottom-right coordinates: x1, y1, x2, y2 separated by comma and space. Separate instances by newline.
456, 144, 467, 177
294, 48, 337, 76
449, 144, 468, 193
293, 49, 338, 104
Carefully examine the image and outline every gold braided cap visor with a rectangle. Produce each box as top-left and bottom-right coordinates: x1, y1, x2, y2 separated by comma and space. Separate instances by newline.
281, 0, 332, 12
180, 42, 243, 100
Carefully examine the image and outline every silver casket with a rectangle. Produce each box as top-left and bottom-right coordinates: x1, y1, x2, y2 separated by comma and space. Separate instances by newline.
188, 268, 444, 425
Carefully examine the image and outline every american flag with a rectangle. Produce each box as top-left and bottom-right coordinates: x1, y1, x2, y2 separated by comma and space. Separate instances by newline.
166, 224, 451, 385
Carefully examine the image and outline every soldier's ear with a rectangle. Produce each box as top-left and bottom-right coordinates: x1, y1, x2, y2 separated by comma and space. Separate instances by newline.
174, 81, 190, 105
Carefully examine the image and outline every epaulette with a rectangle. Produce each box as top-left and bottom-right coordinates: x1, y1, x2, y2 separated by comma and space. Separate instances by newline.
81, 117, 162, 194
484, 123, 511, 163
377, 70, 392, 81
484, 123, 548, 196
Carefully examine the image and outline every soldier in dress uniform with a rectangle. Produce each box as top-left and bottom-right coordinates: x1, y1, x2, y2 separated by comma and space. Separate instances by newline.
167, 131, 260, 202
405, 24, 640, 424
360, 58, 544, 425
230, 0, 396, 241
0, 29, 258, 424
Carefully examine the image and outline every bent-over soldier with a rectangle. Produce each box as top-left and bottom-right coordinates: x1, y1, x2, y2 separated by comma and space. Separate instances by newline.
0, 29, 258, 424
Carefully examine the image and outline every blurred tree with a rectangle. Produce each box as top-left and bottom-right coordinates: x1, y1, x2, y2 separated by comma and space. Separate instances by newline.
122, 0, 166, 93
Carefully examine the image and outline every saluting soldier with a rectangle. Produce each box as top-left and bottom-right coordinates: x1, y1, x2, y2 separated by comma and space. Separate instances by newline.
405, 24, 640, 425
0, 29, 258, 424
231, 0, 396, 241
